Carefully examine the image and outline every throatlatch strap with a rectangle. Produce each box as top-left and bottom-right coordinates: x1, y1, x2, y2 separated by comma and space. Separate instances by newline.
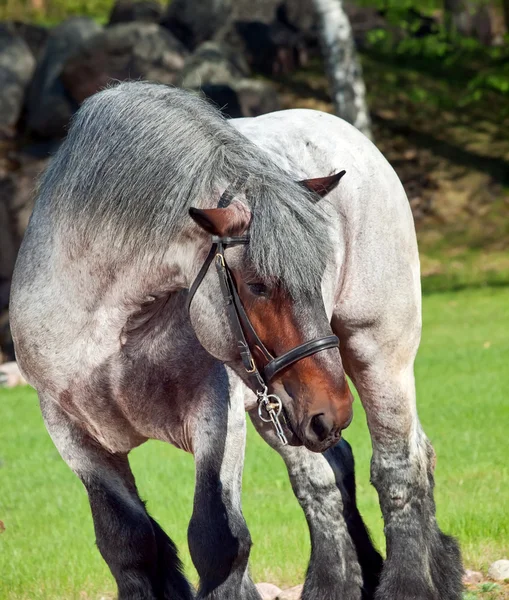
186, 243, 217, 312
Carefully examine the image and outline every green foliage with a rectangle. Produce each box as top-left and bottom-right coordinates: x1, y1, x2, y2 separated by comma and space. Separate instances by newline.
1, 286, 508, 598
364, 26, 509, 105
0, 0, 163, 25
356, 0, 506, 15
480, 583, 500, 593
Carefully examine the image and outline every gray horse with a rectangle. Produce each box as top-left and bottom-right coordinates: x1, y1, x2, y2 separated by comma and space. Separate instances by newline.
10, 82, 462, 600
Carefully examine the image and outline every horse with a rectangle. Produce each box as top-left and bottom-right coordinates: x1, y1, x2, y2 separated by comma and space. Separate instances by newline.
10, 82, 462, 600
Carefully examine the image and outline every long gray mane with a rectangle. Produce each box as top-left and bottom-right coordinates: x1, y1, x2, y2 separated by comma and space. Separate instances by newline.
39, 81, 332, 295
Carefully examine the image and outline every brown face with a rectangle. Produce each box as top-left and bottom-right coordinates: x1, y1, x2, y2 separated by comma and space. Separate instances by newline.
233, 275, 354, 452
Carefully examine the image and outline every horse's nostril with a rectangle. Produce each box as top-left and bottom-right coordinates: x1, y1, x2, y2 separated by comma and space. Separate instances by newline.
310, 413, 333, 442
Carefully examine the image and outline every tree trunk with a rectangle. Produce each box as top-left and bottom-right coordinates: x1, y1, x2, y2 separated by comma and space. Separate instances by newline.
312, 0, 371, 139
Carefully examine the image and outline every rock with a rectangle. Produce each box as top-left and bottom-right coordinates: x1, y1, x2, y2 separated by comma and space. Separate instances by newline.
232, 78, 280, 117
226, 0, 314, 29
0, 27, 36, 135
0, 151, 49, 362
0, 361, 27, 387
225, 20, 305, 75
177, 41, 278, 118
62, 23, 188, 104
162, 0, 316, 52
108, 0, 163, 26
1, 21, 49, 62
277, 585, 303, 600
161, 0, 232, 49
26, 17, 102, 139
463, 569, 483, 585
256, 583, 282, 600
0, 152, 50, 244
177, 41, 249, 90
488, 559, 509, 581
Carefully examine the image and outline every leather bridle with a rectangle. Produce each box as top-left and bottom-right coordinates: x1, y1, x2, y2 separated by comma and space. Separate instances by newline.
186, 190, 339, 444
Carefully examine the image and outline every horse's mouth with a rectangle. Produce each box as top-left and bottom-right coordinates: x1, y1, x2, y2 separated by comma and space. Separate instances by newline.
280, 405, 303, 446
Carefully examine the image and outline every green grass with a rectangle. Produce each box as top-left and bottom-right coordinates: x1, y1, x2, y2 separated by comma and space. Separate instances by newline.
1, 286, 508, 599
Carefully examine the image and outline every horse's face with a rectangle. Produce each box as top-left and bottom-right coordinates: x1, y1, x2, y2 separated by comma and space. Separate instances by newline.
188, 175, 353, 453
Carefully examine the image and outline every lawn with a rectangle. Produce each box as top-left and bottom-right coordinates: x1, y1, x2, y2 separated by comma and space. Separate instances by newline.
1, 286, 508, 600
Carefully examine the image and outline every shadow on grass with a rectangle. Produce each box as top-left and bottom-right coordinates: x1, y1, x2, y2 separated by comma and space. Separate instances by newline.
373, 114, 509, 187
422, 273, 509, 295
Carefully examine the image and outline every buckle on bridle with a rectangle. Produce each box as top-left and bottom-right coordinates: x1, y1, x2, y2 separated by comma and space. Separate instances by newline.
245, 357, 257, 374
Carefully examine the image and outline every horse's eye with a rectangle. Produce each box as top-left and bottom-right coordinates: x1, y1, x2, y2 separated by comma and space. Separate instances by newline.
247, 282, 269, 297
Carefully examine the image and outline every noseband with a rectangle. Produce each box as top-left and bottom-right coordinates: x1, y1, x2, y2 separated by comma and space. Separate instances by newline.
187, 195, 339, 445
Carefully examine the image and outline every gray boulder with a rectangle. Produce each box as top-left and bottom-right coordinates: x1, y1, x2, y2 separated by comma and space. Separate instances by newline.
233, 79, 280, 117
0, 151, 49, 363
162, 0, 314, 73
177, 42, 279, 119
177, 41, 249, 90
62, 23, 188, 104
26, 17, 101, 139
163, 0, 315, 50
0, 153, 49, 250
1, 21, 49, 62
488, 559, 509, 581
108, 0, 163, 26
0, 27, 36, 135
162, 0, 232, 49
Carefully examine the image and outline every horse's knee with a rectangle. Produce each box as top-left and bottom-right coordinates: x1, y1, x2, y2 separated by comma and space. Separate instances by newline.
370, 431, 437, 505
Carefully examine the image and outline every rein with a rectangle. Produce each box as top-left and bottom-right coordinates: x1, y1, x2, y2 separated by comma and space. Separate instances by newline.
187, 193, 339, 445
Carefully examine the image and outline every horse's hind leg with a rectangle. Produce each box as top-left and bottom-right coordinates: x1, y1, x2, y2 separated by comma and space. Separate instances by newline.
250, 412, 382, 600
40, 395, 194, 600
325, 440, 384, 598
188, 369, 260, 600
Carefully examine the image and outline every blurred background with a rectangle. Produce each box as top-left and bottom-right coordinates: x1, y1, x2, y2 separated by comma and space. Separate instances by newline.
0, 2, 508, 599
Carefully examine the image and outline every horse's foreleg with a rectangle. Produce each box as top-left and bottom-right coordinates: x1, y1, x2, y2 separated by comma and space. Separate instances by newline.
249, 411, 382, 600
40, 394, 194, 600
342, 331, 463, 600
188, 371, 261, 600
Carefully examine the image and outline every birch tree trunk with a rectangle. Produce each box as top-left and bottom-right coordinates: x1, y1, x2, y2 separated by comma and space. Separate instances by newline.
312, 0, 371, 139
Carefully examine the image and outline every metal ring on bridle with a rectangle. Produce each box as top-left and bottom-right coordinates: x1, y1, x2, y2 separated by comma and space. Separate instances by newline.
258, 393, 283, 422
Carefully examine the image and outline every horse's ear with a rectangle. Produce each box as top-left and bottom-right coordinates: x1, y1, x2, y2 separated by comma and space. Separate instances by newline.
299, 170, 346, 199
189, 202, 251, 237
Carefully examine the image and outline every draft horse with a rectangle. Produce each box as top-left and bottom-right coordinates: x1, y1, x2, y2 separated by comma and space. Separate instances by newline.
10, 82, 462, 600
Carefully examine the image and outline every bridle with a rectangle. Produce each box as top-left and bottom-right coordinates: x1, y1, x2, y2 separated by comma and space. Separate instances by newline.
187, 190, 339, 445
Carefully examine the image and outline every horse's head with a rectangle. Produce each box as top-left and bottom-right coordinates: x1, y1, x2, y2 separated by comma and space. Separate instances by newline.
187, 172, 353, 452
